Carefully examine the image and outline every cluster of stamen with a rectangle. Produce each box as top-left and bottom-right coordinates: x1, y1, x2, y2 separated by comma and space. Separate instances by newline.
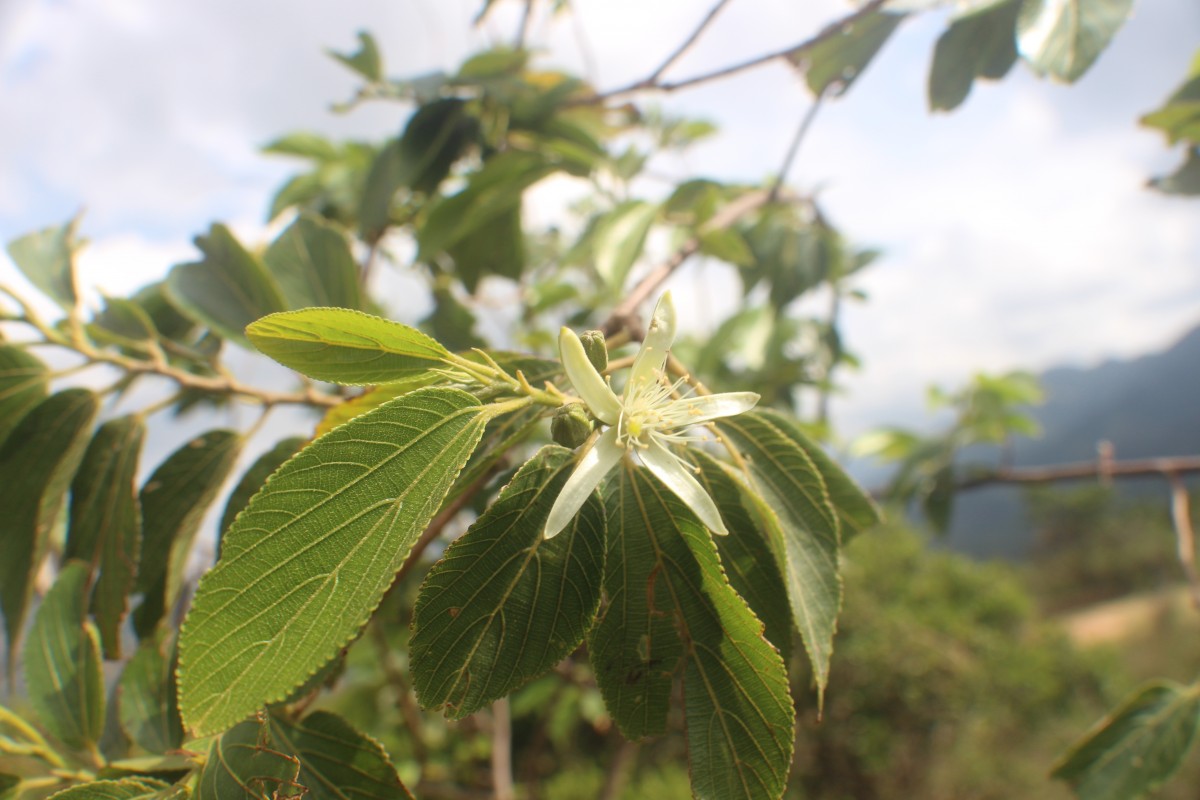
615, 374, 704, 454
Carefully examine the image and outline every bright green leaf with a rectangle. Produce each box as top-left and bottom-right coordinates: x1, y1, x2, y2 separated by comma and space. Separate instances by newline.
698, 228, 754, 267
327, 31, 382, 82
262, 132, 340, 162
268, 710, 413, 800
48, 778, 171, 799
718, 412, 840, 707
0, 703, 62, 767
412, 446, 606, 718
178, 388, 494, 736
118, 634, 183, 754
1017, 0, 1134, 83
133, 430, 242, 640
65, 416, 145, 659
1053, 680, 1200, 800
6, 217, 81, 310
218, 437, 308, 554
195, 719, 302, 800
589, 200, 658, 290
0, 389, 98, 669
25, 562, 105, 751
929, 0, 1021, 111
0, 346, 48, 449
263, 215, 363, 311
165, 224, 287, 346
795, 11, 906, 96
246, 308, 451, 385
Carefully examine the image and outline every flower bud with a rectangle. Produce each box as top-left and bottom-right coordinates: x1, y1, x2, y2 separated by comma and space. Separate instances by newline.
551, 403, 593, 449
579, 330, 608, 372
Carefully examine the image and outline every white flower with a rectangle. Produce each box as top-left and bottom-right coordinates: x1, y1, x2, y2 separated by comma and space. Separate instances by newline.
544, 292, 759, 538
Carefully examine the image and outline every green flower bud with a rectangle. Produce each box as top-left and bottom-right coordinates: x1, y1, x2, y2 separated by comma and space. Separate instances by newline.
579, 330, 608, 372
551, 403, 593, 449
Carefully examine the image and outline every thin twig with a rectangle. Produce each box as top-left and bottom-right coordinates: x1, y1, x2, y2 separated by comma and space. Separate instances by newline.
1167, 472, 1200, 608
647, 0, 734, 84
768, 90, 826, 203
598, 738, 639, 800
955, 455, 1200, 490
491, 698, 515, 800
582, 0, 891, 104
515, 0, 535, 49
369, 622, 431, 765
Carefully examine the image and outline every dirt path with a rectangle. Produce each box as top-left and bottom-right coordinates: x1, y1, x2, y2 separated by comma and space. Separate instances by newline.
1057, 585, 1198, 646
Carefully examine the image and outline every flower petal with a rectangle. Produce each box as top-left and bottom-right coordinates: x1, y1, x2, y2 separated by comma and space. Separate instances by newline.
626, 292, 677, 400
640, 439, 728, 535
559, 326, 621, 425
544, 427, 624, 539
662, 392, 760, 427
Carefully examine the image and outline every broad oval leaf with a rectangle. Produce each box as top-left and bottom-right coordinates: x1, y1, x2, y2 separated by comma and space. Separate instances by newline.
268, 710, 413, 800
928, 0, 1021, 111
602, 465, 795, 799
195, 719, 301, 800
246, 308, 451, 385
0, 345, 48, 448
263, 214, 363, 311
0, 389, 99, 667
218, 436, 308, 553
718, 412, 840, 708
25, 562, 105, 752
165, 224, 287, 346
48, 778, 170, 799
65, 416, 146, 659
411, 446, 606, 718
6, 217, 80, 310
178, 387, 493, 736
794, 10, 906, 96
590, 200, 659, 291
118, 635, 183, 754
133, 430, 243, 640
1052, 680, 1200, 800
1017, 0, 1133, 83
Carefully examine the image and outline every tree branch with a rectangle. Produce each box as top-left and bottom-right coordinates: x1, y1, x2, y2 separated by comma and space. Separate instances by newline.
1167, 472, 1200, 607
956, 455, 1200, 490
646, 0, 733, 85
491, 698, 515, 800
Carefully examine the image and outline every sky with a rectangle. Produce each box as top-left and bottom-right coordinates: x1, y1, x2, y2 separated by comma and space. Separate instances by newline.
1, 0, 1198, 444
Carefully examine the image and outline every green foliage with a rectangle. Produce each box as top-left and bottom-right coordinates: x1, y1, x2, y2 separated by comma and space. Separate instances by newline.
1017, 0, 1135, 83
5, 216, 82, 311
1142, 48, 1200, 195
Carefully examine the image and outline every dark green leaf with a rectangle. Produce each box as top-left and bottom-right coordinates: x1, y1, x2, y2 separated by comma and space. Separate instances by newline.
0, 346, 48, 448
48, 778, 171, 799
929, 0, 1021, 111
165, 224, 287, 346
133, 430, 242, 640
90, 297, 160, 348
412, 447, 605, 718
327, 31, 382, 82
397, 98, 479, 195
795, 11, 906, 96
0, 390, 98, 667
118, 635, 183, 754
218, 437, 308, 555
246, 308, 452, 385
66, 416, 146, 659
1052, 680, 1200, 800
1149, 148, 1200, 196
263, 215, 363, 311
718, 412, 840, 706
698, 228, 754, 267
25, 562, 105, 751
195, 719, 302, 800
268, 710, 413, 800
445, 205, 525, 292
178, 388, 495, 736
601, 465, 795, 799
6, 217, 81, 310
0, 703, 61, 766
421, 286, 486, 350
1017, 0, 1134, 82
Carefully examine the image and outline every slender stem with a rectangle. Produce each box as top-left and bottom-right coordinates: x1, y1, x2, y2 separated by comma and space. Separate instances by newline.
647, 0, 734, 84
956, 455, 1200, 490
491, 698, 515, 800
515, 0, 535, 49
768, 90, 826, 203
1167, 473, 1200, 608
597, 738, 639, 800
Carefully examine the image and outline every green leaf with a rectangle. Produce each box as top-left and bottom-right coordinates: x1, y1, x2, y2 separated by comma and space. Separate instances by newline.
601, 465, 794, 799
133, 430, 242, 640
421, 285, 486, 351
698, 228, 754, 267
0, 389, 98, 668
315, 381, 438, 438
48, 778, 172, 799
754, 409, 880, 538
218, 437, 308, 554
395, 98, 478, 196
246, 308, 451, 385
118, 635, 183, 754
6, 217, 81, 310
262, 132, 341, 162
692, 452, 792, 653
1053, 680, 1200, 800
928, 0, 1021, 111
65, 417, 145, 659
593, 201, 659, 291
263, 214, 363, 311
196, 719, 302, 800
90, 296, 160, 348
445, 205, 525, 292
411, 446, 606, 718
1149, 148, 1200, 196
717, 412, 840, 706
178, 388, 494, 736
1141, 53, 1200, 146
795, 11, 906, 96
25, 562, 105, 751
268, 710, 413, 800
0, 703, 62, 767
165, 224, 287, 346
327, 31, 382, 82
1017, 0, 1133, 83
0, 346, 48, 448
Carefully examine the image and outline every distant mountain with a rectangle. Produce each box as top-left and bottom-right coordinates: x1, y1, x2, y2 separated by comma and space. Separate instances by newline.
946, 323, 1200, 558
